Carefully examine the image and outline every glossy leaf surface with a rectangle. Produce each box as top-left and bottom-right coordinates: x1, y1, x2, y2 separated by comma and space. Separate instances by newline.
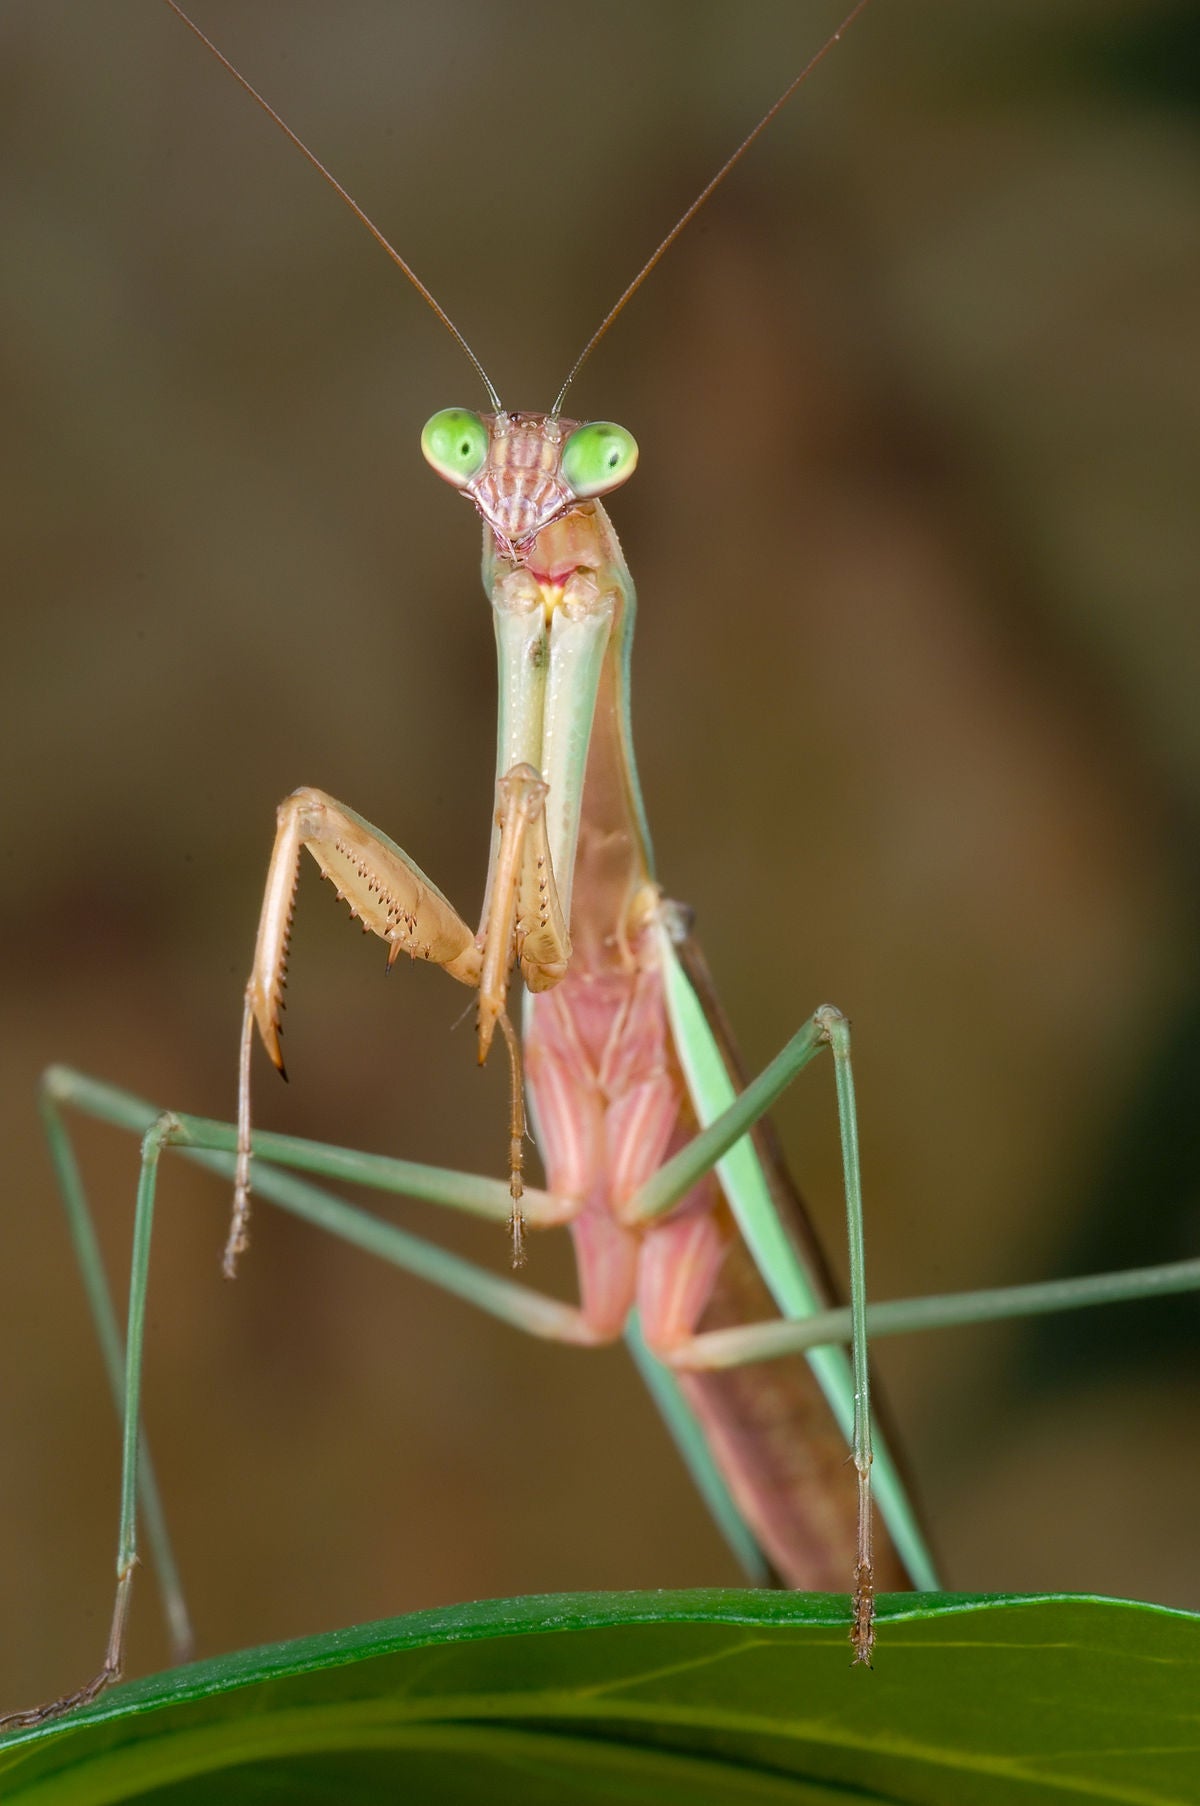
2, 1591, 1196, 1804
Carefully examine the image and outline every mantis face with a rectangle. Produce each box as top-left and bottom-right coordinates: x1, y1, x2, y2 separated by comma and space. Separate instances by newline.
421, 408, 638, 556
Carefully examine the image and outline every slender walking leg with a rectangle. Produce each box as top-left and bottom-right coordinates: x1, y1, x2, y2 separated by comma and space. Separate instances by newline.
39, 1083, 192, 1661
624, 998, 926, 1660
0, 1114, 176, 1730
1, 1076, 602, 1731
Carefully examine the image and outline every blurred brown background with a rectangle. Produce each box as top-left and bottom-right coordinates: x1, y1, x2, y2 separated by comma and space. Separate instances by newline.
2, 0, 1197, 1707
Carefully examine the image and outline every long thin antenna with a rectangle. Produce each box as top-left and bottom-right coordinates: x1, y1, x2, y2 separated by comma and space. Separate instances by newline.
551, 0, 875, 418
161, 1, 502, 412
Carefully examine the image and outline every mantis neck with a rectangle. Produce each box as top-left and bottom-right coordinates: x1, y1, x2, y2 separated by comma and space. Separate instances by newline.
485, 498, 658, 977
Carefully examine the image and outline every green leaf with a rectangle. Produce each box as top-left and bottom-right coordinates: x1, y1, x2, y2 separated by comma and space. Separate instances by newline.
2, 1591, 1196, 1804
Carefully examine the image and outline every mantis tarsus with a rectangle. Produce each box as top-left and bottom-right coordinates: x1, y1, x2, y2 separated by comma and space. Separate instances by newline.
2, 0, 1200, 1726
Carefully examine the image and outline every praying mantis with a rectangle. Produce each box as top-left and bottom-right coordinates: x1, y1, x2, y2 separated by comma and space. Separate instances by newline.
2, 0, 1198, 1727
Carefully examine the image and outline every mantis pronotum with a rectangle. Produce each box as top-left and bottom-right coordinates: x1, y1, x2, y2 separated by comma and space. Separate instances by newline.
3, 0, 1197, 1727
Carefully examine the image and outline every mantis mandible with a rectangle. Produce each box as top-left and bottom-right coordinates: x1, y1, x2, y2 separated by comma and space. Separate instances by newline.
4, 0, 1198, 1735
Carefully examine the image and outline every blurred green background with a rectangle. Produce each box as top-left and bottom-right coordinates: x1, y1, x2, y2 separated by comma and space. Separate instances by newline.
1, 0, 1197, 1709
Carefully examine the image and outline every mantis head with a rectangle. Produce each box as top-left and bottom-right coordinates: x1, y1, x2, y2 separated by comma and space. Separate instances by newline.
421, 408, 638, 555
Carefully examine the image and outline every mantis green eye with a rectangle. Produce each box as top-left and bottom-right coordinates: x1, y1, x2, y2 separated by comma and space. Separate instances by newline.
560, 421, 638, 499
421, 409, 489, 487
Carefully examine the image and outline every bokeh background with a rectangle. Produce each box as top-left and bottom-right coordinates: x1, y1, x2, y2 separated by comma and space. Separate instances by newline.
2, 0, 1197, 1708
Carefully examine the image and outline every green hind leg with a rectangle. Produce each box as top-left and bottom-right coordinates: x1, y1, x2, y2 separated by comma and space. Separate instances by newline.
0, 1064, 609, 1729
0, 1105, 180, 1730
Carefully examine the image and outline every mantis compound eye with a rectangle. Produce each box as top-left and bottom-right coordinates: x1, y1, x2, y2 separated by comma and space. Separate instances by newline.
560, 421, 638, 499
421, 408, 490, 487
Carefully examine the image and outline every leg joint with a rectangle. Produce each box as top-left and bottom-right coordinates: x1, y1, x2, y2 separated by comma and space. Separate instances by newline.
814, 1002, 847, 1044
140, 1111, 183, 1160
